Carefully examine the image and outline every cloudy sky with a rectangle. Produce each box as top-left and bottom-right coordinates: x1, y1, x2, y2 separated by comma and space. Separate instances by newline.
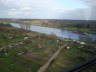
0, 0, 93, 19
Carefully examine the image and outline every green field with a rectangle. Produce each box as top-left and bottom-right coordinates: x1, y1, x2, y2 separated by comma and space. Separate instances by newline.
0, 23, 96, 72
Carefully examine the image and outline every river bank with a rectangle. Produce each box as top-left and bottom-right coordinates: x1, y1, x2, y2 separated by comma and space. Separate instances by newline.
8, 23, 96, 44
41, 24, 96, 34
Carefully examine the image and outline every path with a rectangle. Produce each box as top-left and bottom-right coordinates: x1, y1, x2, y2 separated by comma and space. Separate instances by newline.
37, 44, 67, 72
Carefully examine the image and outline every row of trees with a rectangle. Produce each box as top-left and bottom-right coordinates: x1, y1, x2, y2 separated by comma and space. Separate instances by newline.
59, 20, 96, 29
71, 21, 96, 29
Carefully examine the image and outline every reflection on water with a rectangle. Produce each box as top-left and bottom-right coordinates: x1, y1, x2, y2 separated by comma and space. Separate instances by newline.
10, 23, 96, 43
19, 24, 31, 30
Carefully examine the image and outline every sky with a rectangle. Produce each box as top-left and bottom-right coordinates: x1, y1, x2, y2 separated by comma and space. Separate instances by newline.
0, 0, 95, 20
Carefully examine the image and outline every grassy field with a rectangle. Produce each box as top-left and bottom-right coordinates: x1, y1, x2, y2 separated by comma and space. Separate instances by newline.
0, 23, 96, 72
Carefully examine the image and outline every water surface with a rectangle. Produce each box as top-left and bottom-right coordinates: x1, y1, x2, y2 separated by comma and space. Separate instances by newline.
10, 23, 96, 43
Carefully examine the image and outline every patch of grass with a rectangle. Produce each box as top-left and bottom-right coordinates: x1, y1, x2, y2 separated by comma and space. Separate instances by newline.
47, 43, 96, 72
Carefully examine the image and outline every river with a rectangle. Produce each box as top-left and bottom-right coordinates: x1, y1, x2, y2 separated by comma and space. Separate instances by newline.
10, 23, 96, 43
